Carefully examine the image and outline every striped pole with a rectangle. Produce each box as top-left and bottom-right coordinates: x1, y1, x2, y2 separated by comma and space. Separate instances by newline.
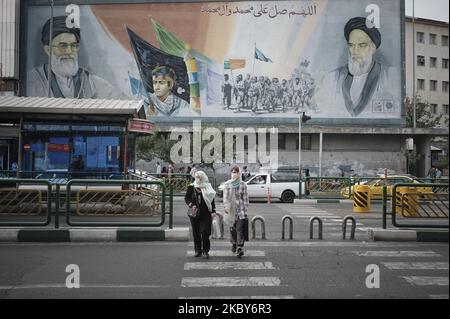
184, 45, 201, 114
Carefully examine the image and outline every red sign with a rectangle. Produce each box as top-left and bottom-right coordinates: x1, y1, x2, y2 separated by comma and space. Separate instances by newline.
128, 119, 154, 134
23, 144, 31, 151
48, 144, 69, 152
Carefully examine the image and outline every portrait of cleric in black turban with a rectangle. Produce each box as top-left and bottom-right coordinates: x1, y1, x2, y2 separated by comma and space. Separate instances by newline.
316, 16, 398, 117
26, 16, 115, 99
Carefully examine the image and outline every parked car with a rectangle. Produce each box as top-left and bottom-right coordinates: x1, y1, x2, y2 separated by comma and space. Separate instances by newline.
218, 173, 304, 203
341, 175, 432, 199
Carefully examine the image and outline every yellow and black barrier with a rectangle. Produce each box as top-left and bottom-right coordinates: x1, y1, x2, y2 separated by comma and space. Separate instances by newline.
353, 184, 371, 213
396, 187, 420, 217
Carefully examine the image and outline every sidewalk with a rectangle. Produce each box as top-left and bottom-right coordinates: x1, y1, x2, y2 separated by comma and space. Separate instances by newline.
368, 228, 448, 242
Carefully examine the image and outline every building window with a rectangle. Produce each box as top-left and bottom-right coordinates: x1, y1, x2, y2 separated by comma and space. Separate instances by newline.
416, 32, 424, 43
278, 134, 286, 150
443, 59, 449, 69
443, 81, 449, 93
430, 104, 438, 114
429, 33, 437, 45
417, 55, 425, 66
442, 35, 449, 46
417, 79, 425, 90
430, 80, 438, 91
443, 104, 449, 115
430, 57, 437, 68
295, 135, 312, 150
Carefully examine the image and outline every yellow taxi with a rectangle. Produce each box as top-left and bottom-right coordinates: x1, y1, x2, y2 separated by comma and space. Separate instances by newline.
341, 175, 433, 199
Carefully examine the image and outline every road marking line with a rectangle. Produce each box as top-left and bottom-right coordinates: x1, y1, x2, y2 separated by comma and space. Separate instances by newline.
180, 295, 295, 299
354, 251, 442, 257
184, 261, 276, 270
401, 276, 449, 286
186, 250, 265, 257
381, 262, 449, 270
0, 284, 171, 290
181, 277, 281, 287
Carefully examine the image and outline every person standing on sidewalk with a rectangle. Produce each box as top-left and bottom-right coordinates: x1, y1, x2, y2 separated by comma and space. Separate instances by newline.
185, 171, 217, 258
223, 165, 249, 258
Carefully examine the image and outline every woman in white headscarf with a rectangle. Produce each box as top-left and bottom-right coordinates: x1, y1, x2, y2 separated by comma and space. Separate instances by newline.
185, 170, 216, 258
223, 165, 249, 258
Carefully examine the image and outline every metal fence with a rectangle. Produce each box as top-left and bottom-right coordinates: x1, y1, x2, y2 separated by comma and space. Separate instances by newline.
0, 178, 173, 228
0, 179, 52, 226
391, 183, 449, 228
303, 177, 352, 199
66, 179, 167, 227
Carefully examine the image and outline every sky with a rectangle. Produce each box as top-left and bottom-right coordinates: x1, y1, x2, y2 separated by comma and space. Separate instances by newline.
405, 0, 449, 22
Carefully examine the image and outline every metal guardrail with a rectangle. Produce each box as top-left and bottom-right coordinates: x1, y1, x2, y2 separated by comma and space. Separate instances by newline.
129, 171, 218, 197
281, 215, 293, 240
0, 179, 52, 226
309, 216, 323, 240
391, 183, 449, 229
66, 179, 167, 227
342, 216, 356, 240
251, 215, 266, 240
303, 177, 352, 199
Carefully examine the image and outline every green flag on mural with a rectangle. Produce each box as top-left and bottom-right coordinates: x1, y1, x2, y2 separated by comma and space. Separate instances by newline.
151, 18, 186, 57
151, 18, 222, 105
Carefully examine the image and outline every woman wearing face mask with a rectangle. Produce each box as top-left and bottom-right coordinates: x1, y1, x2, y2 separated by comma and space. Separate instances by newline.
223, 165, 249, 258
185, 171, 216, 258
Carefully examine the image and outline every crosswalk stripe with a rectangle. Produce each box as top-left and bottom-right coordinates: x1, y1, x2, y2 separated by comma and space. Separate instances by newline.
184, 261, 276, 270
292, 212, 334, 215
181, 276, 281, 287
180, 295, 295, 299
429, 294, 449, 299
192, 242, 423, 247
293, 215, 339, 218
401, 276, 449, 286
381, 262, 449, 270
354, 251, 442, 257
187, 250, 265, 257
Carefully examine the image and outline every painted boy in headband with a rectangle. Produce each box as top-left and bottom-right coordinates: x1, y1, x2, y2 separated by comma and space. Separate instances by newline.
148, 66, 194, 117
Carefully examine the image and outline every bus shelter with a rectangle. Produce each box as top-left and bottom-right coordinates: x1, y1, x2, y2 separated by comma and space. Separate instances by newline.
0, 96, 154, 180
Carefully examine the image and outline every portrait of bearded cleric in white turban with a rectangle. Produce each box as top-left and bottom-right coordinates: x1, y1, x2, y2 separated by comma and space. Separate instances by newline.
26, 16, 115, 99
316, 17, 398, 118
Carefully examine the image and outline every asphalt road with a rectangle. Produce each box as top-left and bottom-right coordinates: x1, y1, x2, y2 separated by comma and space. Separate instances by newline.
0, 201, 448, 299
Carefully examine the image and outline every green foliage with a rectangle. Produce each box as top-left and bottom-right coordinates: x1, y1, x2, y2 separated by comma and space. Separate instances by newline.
136, 133, 177, 164
405, 96, 443, 128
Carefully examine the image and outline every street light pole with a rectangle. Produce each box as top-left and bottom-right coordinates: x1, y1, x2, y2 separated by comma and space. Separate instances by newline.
412, 0, 416, 128
298, 114, 302, 178
47, 0, 54, 98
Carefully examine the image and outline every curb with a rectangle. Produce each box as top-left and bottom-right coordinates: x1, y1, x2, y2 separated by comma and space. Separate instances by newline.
368, 228, 449, 242
294, 199, 353, 204
0, 227, 190, 242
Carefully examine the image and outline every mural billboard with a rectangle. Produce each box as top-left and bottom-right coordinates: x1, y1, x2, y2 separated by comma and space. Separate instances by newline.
22, 0, 404, 124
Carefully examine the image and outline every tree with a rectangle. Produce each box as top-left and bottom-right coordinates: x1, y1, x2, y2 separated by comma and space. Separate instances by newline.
405, 96, 442, 128
136, 132, 177, 164
404, 96, 448, 174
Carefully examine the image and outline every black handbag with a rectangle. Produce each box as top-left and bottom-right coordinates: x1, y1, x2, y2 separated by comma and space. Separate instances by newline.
187, 191, 200, 219
187, 205, 199, 219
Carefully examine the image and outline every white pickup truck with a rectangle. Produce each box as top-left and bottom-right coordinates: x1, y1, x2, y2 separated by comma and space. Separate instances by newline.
218, 173, 304, 203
